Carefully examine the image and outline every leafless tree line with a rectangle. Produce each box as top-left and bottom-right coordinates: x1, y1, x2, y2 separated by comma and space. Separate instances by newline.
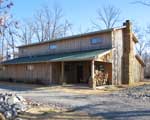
0, 0, 15, 60
16, 5, 72, 45
0, 3, 72, 60
132, 0, 150, 78
18, 6, 72, 44
92, 5, 121, 29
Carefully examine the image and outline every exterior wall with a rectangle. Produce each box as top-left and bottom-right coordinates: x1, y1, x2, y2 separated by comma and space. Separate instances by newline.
0, 63, 52, 85
19, 32, 112, 57
111, 20, 144, 85
0, 61, 91, 85
121, 20, 144, 84
112, 29, 123, 85
132, 58, 144, 83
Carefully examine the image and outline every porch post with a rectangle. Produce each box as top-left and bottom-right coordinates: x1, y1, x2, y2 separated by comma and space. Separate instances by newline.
61, 62, 65, 85
91, 60, 96, 89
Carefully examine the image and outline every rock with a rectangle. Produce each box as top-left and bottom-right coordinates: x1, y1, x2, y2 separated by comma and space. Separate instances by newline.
16, 96, 26, 102
0, 93, 27, 120
4, 110, 13, 119
13, 103, 27, 112
7, 96, 20, 105
118, 84, 150, 102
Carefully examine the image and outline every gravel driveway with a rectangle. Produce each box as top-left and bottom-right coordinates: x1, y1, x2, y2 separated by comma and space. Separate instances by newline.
0, 82, 150, 120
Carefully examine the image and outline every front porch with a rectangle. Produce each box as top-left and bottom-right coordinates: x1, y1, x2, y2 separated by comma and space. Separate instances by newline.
59, 60, 112, 89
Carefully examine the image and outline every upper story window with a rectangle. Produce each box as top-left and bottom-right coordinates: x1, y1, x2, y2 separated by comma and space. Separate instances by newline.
90, 37, 103, 44
49, 44, 57, 49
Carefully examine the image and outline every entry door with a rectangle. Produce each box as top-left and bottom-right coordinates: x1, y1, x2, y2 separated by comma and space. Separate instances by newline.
77, 64, 83, 83
65, 63, 75, 83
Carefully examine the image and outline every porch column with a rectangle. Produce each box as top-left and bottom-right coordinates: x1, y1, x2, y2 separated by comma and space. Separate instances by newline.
90, 60, 96, 89
61, 62, 65, 85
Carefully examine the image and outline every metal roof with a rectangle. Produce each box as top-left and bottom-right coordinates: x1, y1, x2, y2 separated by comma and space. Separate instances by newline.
1, 49, 111, 65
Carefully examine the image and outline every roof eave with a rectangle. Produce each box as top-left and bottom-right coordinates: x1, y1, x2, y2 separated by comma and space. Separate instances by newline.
135, 54, 145, 67
132, 33, 138, 43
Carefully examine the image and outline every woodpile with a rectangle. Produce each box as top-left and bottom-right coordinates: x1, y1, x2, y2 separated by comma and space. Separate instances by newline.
94, 70, 109, 86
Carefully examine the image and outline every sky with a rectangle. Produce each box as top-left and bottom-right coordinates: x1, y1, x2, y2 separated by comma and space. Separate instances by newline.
11, 0, 150, 33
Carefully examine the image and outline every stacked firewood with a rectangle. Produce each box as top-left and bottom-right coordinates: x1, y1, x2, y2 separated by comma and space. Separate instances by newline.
94, 70, 108, 86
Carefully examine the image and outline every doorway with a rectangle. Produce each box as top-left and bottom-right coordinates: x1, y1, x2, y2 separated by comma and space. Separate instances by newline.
64, 62, 89, 84
76, 64, 83, 83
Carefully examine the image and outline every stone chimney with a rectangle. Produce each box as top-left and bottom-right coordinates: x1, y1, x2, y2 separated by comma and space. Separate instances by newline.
122, 20, 134, 84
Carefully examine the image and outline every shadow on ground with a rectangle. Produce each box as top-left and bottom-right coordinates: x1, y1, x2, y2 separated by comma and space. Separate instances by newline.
17, 111, 102, 120
69, 103, 150, 120
16, 109, 150, 120
0, 81, 91, 92
93, 110, 150, 120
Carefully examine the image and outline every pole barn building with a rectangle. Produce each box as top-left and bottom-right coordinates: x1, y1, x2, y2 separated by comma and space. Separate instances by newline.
0, 20, 145, 89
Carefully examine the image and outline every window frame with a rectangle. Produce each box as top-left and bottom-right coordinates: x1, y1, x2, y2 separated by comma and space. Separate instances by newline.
90, 37, 103, 44
49, 44, 57, 50
26, 65, 34, 71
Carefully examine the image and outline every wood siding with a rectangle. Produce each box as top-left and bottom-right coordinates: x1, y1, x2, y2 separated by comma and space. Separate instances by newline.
0, 61, 91, 85
112, 29, 123, 85
0, 63, 52, 85
19, 32, 112, 57
131, 57, 144, 83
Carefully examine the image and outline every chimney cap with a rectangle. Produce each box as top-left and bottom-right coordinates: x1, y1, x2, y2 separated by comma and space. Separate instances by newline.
126, 20, 130, 23
123, 20, 131, 26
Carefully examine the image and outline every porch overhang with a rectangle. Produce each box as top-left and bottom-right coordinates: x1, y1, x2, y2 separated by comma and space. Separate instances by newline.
1, 49, 112, 65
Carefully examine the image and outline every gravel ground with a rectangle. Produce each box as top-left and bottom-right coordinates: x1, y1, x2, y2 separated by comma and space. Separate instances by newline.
0, 82, 150, 120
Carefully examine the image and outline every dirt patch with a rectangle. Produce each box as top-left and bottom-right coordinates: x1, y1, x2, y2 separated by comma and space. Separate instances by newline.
35, 84, 126, 95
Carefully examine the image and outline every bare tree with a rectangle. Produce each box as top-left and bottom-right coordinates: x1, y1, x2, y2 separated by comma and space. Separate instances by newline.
133, 25, 148, 56
33, 5, 72, 42
0, 0, 13, 60
4, 20, 19, 58
132, 0, 150, 6
131, 1, 150, 78
17, 21, 35, 45
93, 5, 121, 29
142, 50, 150, 78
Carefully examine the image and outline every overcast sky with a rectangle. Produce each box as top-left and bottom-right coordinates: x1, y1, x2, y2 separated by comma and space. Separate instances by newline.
11, 0, 150, 33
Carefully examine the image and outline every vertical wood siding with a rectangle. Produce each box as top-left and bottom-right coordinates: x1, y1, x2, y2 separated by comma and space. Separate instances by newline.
0, 63, 52, 85
112, 29, 123, 85
19, 32, 112, 57
132, 58, 144, 83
